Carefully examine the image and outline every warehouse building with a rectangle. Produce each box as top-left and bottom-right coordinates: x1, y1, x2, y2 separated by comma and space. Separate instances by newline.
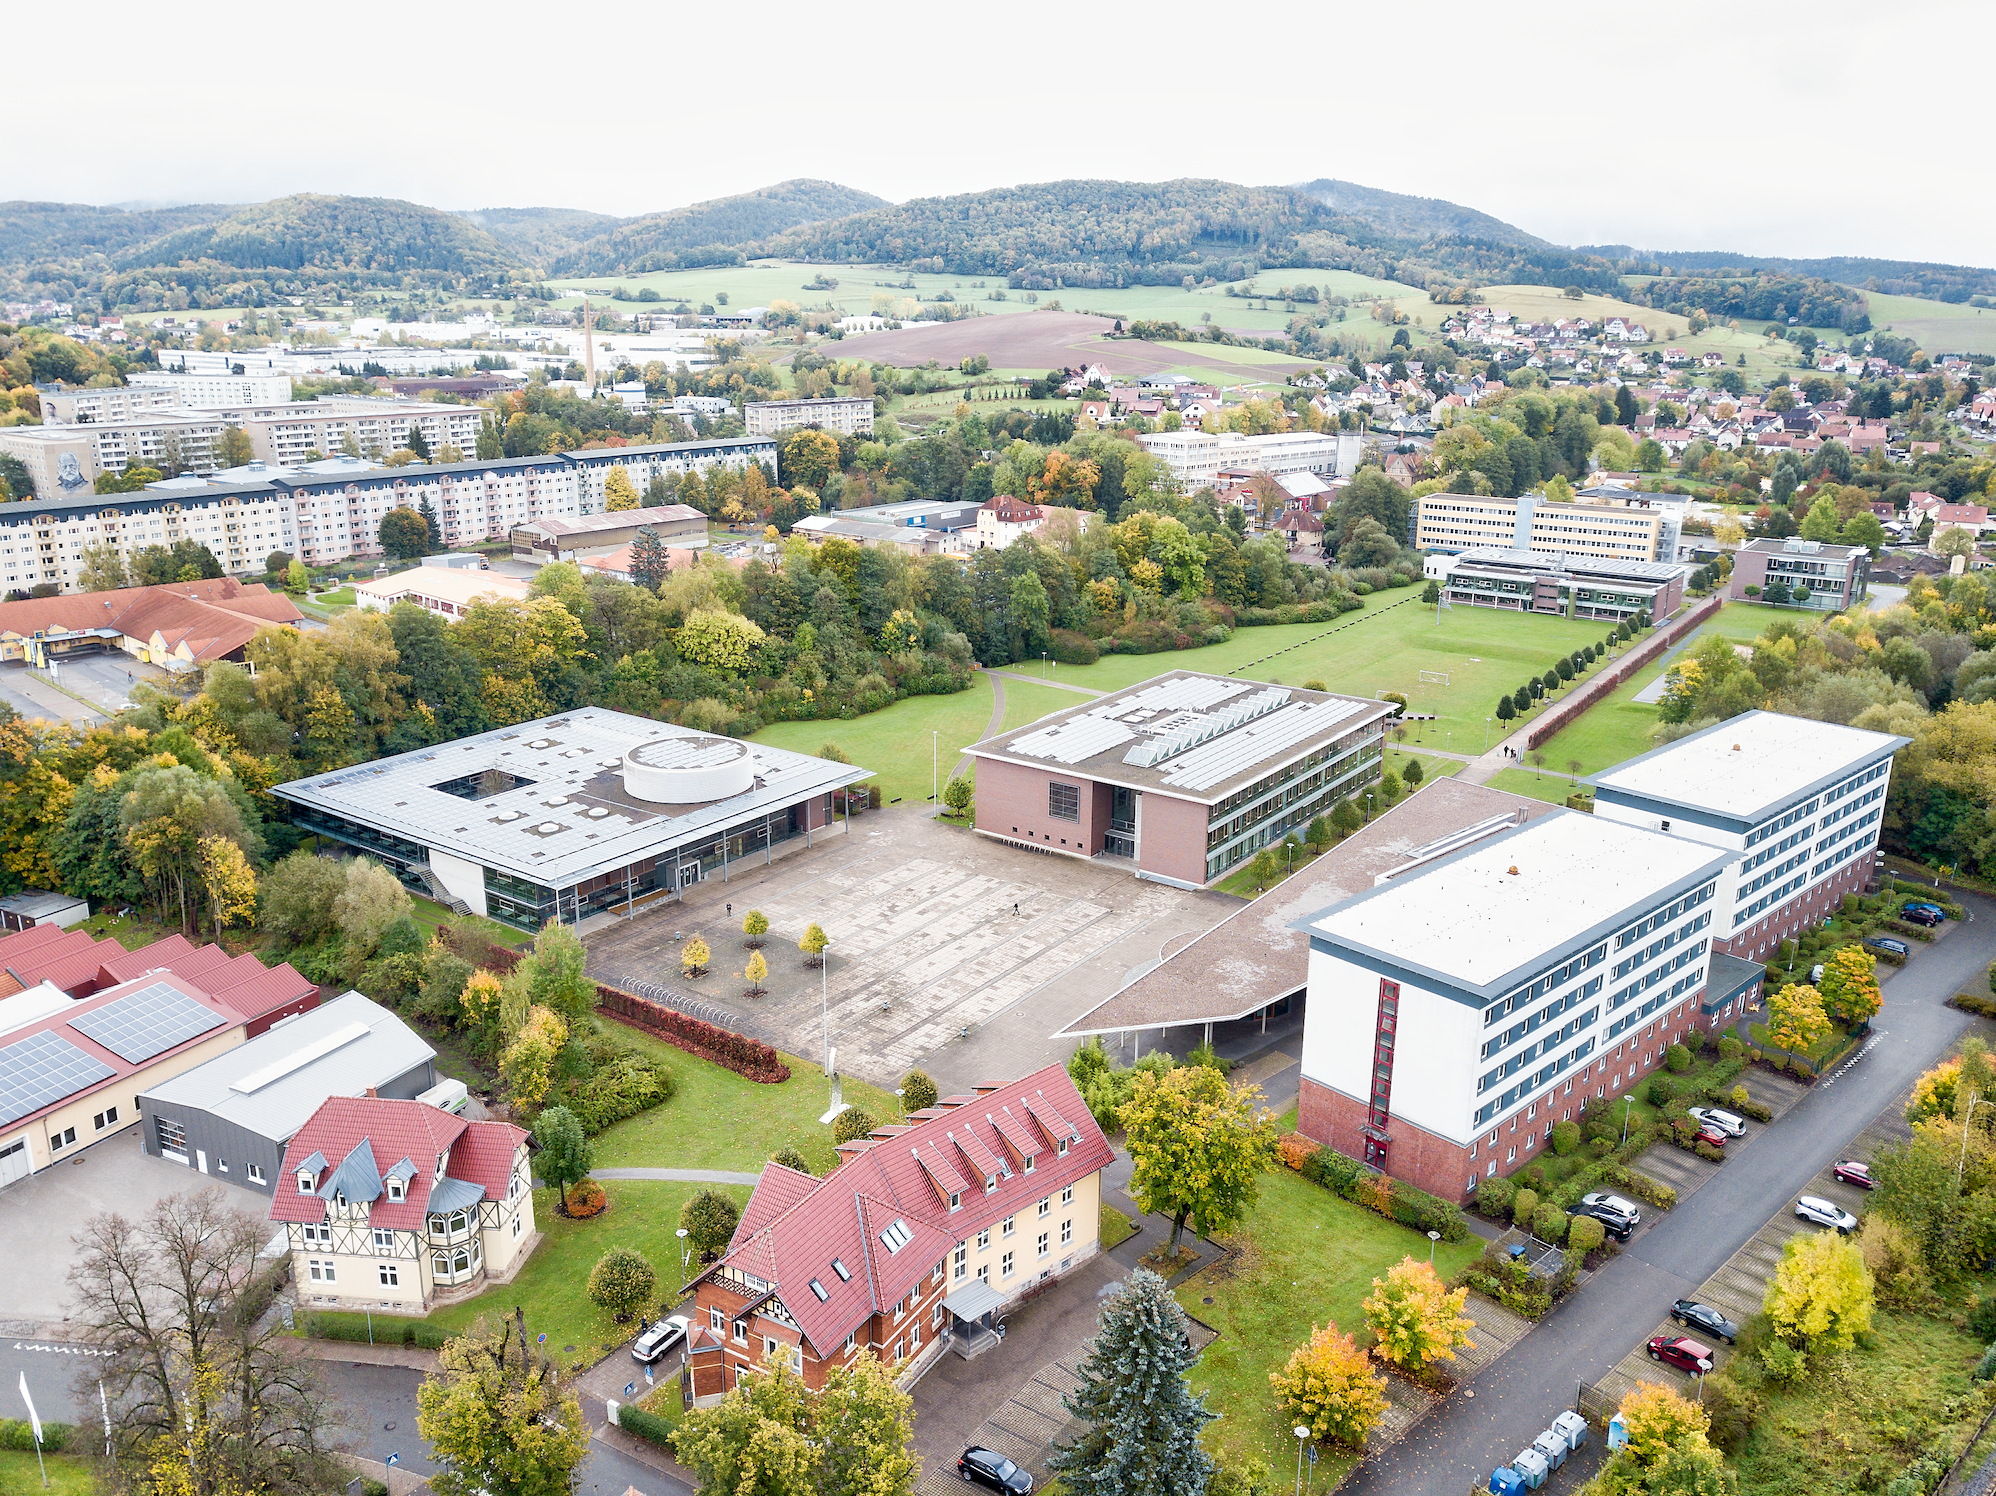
271, 708, 872, 930
965, 671, 1393, 888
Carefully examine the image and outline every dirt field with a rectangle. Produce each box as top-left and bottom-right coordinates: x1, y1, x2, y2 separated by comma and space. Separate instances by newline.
836, 309, 1310, 380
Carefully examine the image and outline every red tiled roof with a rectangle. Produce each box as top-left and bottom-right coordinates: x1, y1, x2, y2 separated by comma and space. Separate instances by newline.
270, 1097, 524, 1231
0, 579, 301, 665
708, 1064, 1113, 1356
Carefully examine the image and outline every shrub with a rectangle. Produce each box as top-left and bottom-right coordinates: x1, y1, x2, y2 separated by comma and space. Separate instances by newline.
1304, 1147, 1363, 1195
831, 1107, 877, 1144
1952, 992, 1996, 1020
1551, 1120, 1580, 1156
1971, 1296, 1996, 1343
1567, 1214, 1605, 1254
587, 1248, 657, 1322
597, 986, 790, 1083
1976, 1344, 1996, 1382
1700, 1373, 1762, 1454
0, 1419, 71, 1452
1588, 1135, 1613, 1157
1759, 1339, 1808, 1385
1647, 1074, 1680, 1107
899, 1069, 939, 1113
550, 1050, 676, 1134
1277, 1133, 1320, 1172
1665, 1043, 1692, 1073
1531, 1203, 1568, 1244
1510, 1187, 1539, 1227
1693, 1141, 1727, 1164
617, 1404, 676, 1447
769, 1146, 811, 1175
565, 1178, 606, 1217
1476, 1175, 1517, 1220
680, 1189, 742, 1259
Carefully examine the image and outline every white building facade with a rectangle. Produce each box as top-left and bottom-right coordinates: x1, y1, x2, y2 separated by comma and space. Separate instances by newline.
742, 397, 874, 438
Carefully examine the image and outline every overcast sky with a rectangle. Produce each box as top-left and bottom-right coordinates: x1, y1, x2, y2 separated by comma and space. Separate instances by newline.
15, 0, 1987, 268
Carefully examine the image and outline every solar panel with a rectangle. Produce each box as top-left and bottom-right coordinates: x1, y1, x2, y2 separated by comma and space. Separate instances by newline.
1008, 714, 1134, 765
69, 982, 225, 1064
1159, 698, 1368, 791
0, 1030, 115, 1127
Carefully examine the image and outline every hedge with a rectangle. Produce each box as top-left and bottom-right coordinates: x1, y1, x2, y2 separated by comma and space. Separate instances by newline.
305, 1313, 451, 1348
1953, 993, 1996, 1020
0, 1419, 70, 1452
598, 988, 790, 1084
616, 1404, 676, 1448
1300, 1146, 1468, 1242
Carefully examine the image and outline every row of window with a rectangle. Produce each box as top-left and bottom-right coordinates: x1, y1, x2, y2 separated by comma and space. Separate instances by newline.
1612, 911, 1710, 979
1738, 850, 1809, 901
1814, 807, 1881, 859
1486, 946, 1606, 1027
1745, 797, 1822, 849
1474, 1036, 1598, 1126
1608, 970, 1702, 1038
1740, 824, 1812, 874
1615, 884, 1713, 950
1824, 761, 1890, 806
1481, 981, 1602, 1061
1735, 870, 1810, 926
1813, 836, 1869, 881
1610, 940, 1707, 1010
1478, 1008, 1599, 1093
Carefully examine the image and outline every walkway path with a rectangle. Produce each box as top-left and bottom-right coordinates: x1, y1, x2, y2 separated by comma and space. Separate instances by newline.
589, 1167, 761, 1186
985, 668, 1104, 698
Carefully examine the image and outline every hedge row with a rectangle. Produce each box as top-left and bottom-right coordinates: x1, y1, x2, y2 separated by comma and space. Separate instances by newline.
1952, 993, 1996, 1020
305, 1313, 452, 1349
0, 1419, 71, 1452
598, 988, 791, 1084
1289, 1138, 1469, 1243
616, 1404, 675, 1448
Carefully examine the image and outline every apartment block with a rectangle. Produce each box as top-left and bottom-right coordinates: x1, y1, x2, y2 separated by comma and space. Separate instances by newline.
37, 385, 181, 425
128, 370, 296, 406
1138, 430, 1356, 487
1415, 493, 1666, 563
1725, 537, 1870, 612
742, 396, 874, 438
1587, 711, 1909, 961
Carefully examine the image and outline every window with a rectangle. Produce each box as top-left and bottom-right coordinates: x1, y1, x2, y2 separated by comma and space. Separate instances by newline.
953, 1244, 968, 1280
984, 1174, 997, 1195
976, 1229, 989, 1250
1001, 1251, 1015, 1277
765, 1337, 783, 1363
808, 1277, 829, 1301
378, 1264, 399, 1287
909, 1322, 921, 1354
947, 1192, 961, 1212
831, 1257, 851, 1282
1038, 1197, 1051, 1218
297, 1171, 315, 1196
50, 1127, 74, 1151
511, 1213, 522, 1238
710, 1308, 725, 1335
1002, 1216, 1015, 1237
1058, 1137, 1070, 1156
373, 1228, 395, 1252
308, 1260, 335, 1283
976, 1264, 990, 1284
1061, 1218, 1073, 1246
92, 1106, 119, 1131
932, 1301, 946, 1329
1061, 1185, 1074, 1206
387, 1177, 406, 1202
1037, 1231, 1050, 1258
1048, 782, 1081, 822
155, 1117, 187, 1154
247, 1163, 266, 1185
1023, 1154, 1035, 1174
301, 1223, 331, 1246
732, 1319, 748, 1345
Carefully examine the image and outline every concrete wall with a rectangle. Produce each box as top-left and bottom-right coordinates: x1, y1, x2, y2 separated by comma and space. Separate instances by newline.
1135, 791, 1213, 887
428, 850, 489, 917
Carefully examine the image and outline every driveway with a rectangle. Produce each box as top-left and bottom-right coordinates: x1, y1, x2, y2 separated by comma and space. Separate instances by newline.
1344, 893, 1996, 1494
0, 1124, 271, 1332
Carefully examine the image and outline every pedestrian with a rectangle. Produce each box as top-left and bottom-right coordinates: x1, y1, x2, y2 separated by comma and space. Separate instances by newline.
1013, 901, 1020, 916
726, 902, 732, 917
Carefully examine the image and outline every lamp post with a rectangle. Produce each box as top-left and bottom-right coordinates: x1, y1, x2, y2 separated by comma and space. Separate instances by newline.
894, 1088, 905, 1120
1293, 1426, 1311, 1496
676, 1227, 690, 1280
1427, 1229, 1441, 1265
820, 942, 832, 1072
931, 729, 938, 804
1484, 715, 1492, 752
1621, 1093, 1635, 1146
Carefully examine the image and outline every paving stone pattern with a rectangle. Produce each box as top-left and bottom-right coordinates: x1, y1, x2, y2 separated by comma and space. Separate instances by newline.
914, 1358, 1085, 1496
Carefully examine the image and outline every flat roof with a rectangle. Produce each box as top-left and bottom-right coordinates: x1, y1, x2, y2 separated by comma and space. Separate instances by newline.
1301, 811, 1729, 999
965, 670, 1393, 805
1056, 778, 1556, 1036
354, 569, 530, 607
138, 991, 433, 1144
271, 707, 872, 887
1450, 548, 1683, 582
1586, 710, 1909, 824
513, 504, 705, 539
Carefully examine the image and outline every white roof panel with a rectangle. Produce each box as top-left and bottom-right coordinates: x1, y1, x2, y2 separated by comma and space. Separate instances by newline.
1588, 711, 1907, 822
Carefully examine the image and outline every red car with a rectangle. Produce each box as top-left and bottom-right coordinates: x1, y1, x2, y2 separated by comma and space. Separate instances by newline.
1833, 1160, 1876, 1190
1648, 1336, 1715, 1374
1695, 1125, 1729, 1148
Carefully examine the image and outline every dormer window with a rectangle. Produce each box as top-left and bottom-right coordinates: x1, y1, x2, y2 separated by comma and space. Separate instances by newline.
387, 1177, 406, 1202
948, 1192, 961, 1213
296, 1172, 315, 1196
1023, 1153, 1036, 1174
1058, 1137, 1071, 1157
984, 1174, 997, 1195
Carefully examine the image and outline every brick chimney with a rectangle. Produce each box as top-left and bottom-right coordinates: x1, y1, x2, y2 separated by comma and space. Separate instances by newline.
365, 1086, 378, 1099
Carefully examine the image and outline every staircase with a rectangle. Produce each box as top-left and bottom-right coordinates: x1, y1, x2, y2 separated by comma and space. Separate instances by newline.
411, 863, 473, 916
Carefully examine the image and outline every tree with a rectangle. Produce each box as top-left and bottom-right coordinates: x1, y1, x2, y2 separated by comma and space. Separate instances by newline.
69, 1193, 347, 1496
197, 834, 257, 940
1268, 1322, 1386, 1450
1402, 757, 1424, 788
900, 1069, 939, 1113
1049, 1267, 1214, 1496
677, 607, 766, 673
941, 774, 974, 816
533, 1106, 593, 1216
1800, 495, 1842, 542
1361, 1257, 1476, 1370
1121, 1064, 1278, 1252
1765, 1229, 1874, 1353
1616, 1381, 1716, 1471
219, 425, 255, 468
587, 1248, 657, 1323
800, 921, 830, 967
284, 558, 309, 592
1768, 982, 1832, 1054
681, 1188, 742, 1260
769, 1147, 811, 1175
742, 950, 770, 996
1496, 695, 1516, 723
459, 968, 505, 1034
1817, 945, 1882, 1027
334, 856, 413, 960
259, 849, 345, 948
603, 464, 641, 511
681, 935, 711, 978
416, 1312, 590, 1496
119, 764, 258, 932
1936, 526, 1978, 560
499, 1005, 567, 1107
378, 505, 432, 559
629, 526, 670, 591
510, 919, 597, 1030
742, 908, 769, 946
832, 1107, 877, 1144
406, 425, 433, 462
672, 1349, 916, 1496
811, 1353, 920, 1496
77, 540, 129, 592
779, 428, 842, 491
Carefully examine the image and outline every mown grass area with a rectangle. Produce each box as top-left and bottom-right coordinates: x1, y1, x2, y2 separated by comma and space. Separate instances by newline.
1863, 290, 1996, 359
408, 895, 530, 948
1730, 1309, 1986, 1495
1100, 1204, 1136, 1251
748, 676, 1000, 807
0, 1452, 96, 1496
1484, 767, 1581, 805
589, 1030, 900, 1176
1174, 1170, 1481, 1479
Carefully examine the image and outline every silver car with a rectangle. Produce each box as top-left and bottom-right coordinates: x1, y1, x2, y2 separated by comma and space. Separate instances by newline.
1688, 1107, 1746, 1138
1795, 1195, 1858, 1234
631, 1314, 691, 1363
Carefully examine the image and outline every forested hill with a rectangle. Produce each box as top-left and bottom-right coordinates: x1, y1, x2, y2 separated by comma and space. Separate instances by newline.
553, 180, 889, 276
118, 194, 519, 277
1579, 245, 1996, 303
0, 201, 231, 270
1290, 178, 1548, 250
456, 206, 626, 264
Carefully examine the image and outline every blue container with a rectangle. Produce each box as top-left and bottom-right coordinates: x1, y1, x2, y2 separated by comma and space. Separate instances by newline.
1488, 1467, 1525, 1496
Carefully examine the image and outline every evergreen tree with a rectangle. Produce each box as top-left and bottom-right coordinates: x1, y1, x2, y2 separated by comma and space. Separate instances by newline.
1049, 1268, 1213, 1496
418, 492, 443, 550
406, 425, 433, 461
629, 526, 670, 591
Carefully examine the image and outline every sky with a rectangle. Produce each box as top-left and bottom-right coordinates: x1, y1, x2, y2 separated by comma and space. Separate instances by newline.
13, 0, 1989, 268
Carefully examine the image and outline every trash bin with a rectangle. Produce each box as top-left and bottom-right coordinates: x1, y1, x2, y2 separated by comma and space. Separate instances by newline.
1487, 1467, 1526, 1496
1551, 1410, 1588, 1451
1607, 1411, 1629, 1450
1533, 1431, 1568, 1471
1511, 1448, 1550, 1489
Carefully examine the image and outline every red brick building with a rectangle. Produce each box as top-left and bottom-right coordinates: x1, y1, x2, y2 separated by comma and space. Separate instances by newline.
685, 1065, 1112, 1400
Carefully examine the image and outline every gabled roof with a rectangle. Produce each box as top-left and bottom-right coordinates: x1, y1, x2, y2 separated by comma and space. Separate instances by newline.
270, 1096, 524, 1231
707, 1065, 1113, 1357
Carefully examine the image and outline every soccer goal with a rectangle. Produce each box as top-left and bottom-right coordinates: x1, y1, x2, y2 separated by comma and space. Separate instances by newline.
1417, 670, 1452, 686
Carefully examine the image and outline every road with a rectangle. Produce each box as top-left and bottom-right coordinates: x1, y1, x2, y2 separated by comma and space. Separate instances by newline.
1347, 893, 1994, 1494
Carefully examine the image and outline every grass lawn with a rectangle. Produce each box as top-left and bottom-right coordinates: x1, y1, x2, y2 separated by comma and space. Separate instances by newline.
1175, 1170, 1481, 1478
0, 1453, 95, 1496
1101, 1204, 1135, 1251
1862, 290, 1996, 360
998, 677, 1088, 731
1484, 767, 1578, 805
590, 1031, 901, 1175
408, 895, 530, 948
748, 677, 1000, 808
1731, 1308, 1985, 1495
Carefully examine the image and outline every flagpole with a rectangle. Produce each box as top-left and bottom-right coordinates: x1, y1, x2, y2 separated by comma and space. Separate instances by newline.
19, 1373, 46, 1489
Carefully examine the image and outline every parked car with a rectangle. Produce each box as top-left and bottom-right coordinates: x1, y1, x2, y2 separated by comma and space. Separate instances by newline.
1671, 1300, 1739, 1344
1688, 1107, 1747, 1138
1694, 1124, 1730, 1148
1647, 1335, 1715, 1374
1568, 1192, 1642, 1241
1900, 906, 1944, 928
1902, 901, 1947, 920
1832, 1159, 1877, 1190
1796, 1195, 1860, 1233
958, 1447, 1033, 1494
1863, 936, 1912, 959
631, 1315, 691, 1364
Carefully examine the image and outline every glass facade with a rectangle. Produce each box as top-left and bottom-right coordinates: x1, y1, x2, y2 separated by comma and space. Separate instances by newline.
1203, 728, 1384, 880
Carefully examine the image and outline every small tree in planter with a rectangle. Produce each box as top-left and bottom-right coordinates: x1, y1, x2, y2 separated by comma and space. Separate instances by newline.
800, 923, 830, 968
680, 936, 710, 979
741, 909, 768, 949
742, 950, 769, 998
831, 1108, 877, 1144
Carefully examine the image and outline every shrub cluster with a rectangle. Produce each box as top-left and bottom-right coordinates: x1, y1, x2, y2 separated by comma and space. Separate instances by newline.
1299, 1146, 1467, 1242
598, 987, 790, 1083
616, 1404, 676, 1447
550, 1048, 676, 1133
0, 1418, 71, 1452
304, 1314, 453, 1349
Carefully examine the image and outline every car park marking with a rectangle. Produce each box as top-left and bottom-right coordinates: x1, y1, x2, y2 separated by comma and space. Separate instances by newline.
1819, 1029, 1886, 1087
12, 1342, 114, 1357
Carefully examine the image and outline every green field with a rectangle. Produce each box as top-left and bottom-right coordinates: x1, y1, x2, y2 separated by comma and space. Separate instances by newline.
1862, 291, 1996, 358
0, 1452, 95, 1496
1485, 766, 1579, 804
1175, 1170, 1480, 1479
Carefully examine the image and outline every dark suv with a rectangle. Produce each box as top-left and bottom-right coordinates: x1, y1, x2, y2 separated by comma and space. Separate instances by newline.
1568, 1191, 1642, 1241
958, 1448, 1033, 1495
1670, 1299, 1739, 1344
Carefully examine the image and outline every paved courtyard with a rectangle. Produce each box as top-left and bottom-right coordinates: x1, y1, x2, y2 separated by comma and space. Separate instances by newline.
584, 809, 1233, 1089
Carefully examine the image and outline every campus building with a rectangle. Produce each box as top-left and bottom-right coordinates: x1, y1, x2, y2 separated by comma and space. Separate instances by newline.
1587, 711, 1909, 961
0, 579, 302, 672
687, 1064, 1112, 1399
1725, 538, 1870, 612
270, 708, 871, 930
742, 396, 875, 438
1295, 810, 1729, 1200
351, 565, 532, 620
1434, 548, 1684, 620
1414, 493, 1668, 563
272, 1096, 535, 1313
964, 671, 1393, 888
1137, 430, 1354, 487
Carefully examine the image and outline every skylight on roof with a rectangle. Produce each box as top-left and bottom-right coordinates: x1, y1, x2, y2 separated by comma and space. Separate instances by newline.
879, 1219, 913, 1254
831, 1258, 851, 1281
808, 1279, 829, 1301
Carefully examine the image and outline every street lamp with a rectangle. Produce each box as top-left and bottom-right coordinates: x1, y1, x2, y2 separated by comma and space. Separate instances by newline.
1484, 715, 1492, 753
1621, 1094, 1636, 1146
931, 729, 938, 804
820, 942, 832, 1072
1293, 1426, 1311, 1496
894, 1088, 906, 1120
1427, 1229, 1441, 1265
676, 1227, 690, 1280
